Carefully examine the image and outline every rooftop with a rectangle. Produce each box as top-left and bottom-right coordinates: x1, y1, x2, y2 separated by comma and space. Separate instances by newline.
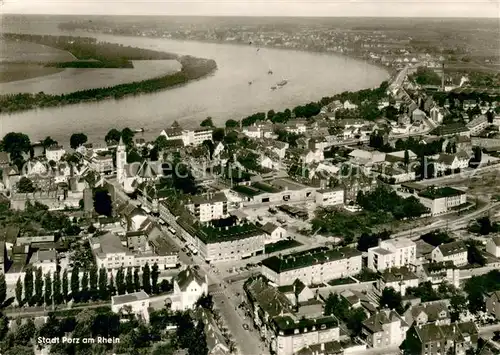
436, 241, 467, 257
112, 291, 149, 306
381, 266, 418, 282
418, 186, 466, 200
190, 222, 263, 244
186, 192, 228, 205
261, 247, 361, 273
176, 266, 206, 291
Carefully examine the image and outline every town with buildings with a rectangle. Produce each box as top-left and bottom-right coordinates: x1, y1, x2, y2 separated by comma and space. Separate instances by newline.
0, 11, 499, 355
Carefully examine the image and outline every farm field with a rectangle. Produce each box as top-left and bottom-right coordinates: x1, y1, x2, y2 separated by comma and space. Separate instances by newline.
0, 59, 182, 94
0, 39, 76, 83
0, 63, 64, 83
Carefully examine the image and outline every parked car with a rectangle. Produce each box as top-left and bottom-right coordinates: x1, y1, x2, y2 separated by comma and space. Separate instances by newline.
243, 324, 249, 330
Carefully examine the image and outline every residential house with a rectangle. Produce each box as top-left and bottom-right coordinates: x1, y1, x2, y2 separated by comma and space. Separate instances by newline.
485, 236, 500, 257
111, 291, 150, 323
30, 250, 58, 275
431, 241, 468, 266
277, 279, 315, 306
412, 109, 426, 123
302, 149, 324, 164
418, 261, 460, 289
430, 106, 446, 124
404, 301, 451, 327
343, 100, 358, 110
434, 152, 470, 174
45, 145, 66, 162
160, 127, 184, 141
367, 238, 416, 272
377, 267, 419, 296
260, 222, 287, 244
404, 322, 479, 355
362, 310, 409, 349
195, 308, 231, 355
261, 247, 362, 286
0, 152, 11, 169
170, 266, 208, 311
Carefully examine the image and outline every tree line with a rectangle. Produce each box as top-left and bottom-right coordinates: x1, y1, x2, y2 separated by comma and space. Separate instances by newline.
224, 80, 390, 128
14, 262, 169, 307
4, 33, 178, 68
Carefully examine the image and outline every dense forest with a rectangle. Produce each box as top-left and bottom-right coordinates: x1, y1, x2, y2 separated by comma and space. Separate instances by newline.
3, 33, 178, 68
0, 33, 217, 113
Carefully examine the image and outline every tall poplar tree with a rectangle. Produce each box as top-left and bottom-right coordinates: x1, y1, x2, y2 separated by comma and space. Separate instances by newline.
44, 273, 52, 306
24, 267, 34, 305
98, 268, 108, 300
62, 269, 69, 302
126, 267, 134, 294
35, 267, 43, 306
133, 268, 141, 292
71, 265, 80, 302
151, 263, 159, 294
15, 278, 23, 306
53, 269, 62, 305
142, 263, 151, 294
89, 265, 98, 301
116, 267, 125, 295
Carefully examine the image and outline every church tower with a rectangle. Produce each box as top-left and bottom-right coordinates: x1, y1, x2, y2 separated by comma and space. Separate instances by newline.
116, 136, 127, 184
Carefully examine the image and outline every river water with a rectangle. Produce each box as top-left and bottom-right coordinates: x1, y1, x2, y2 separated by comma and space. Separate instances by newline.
0, 18, 389, 144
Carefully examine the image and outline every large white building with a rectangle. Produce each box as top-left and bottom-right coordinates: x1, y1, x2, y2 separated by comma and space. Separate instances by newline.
182, 128, 213, 146
111, 291, 150, 323
417, 187, 467, 216
466, 115, 489, 136
185, 192, 228, 222
170, 266, 208, 311
90, 232, 178, 270
45, 145, 66, 162
367, 238, 416, 272
314, 188, 344, 207
261, 247, 362, 286
431, 241, 468, 266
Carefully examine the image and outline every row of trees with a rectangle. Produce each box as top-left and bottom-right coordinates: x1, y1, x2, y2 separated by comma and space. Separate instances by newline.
222, 80, 390, 128
15, 262, 167, 307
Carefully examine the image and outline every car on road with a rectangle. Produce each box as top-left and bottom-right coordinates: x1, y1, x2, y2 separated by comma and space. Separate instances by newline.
186, 252, 192, 257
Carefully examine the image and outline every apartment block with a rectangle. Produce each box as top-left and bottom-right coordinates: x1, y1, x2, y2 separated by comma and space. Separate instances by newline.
367, 238, 416, 272
261, 247, 362, 286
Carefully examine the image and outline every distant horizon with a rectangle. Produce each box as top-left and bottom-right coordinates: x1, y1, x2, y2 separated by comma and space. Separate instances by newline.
3, 0, 498, 18
3, 13, 500, 19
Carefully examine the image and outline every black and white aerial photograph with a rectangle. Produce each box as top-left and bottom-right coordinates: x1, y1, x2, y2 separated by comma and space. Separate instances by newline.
0, 0, 499, 354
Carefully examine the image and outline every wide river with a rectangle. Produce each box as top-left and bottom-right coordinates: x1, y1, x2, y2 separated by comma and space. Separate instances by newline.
0, 23, 389, 144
